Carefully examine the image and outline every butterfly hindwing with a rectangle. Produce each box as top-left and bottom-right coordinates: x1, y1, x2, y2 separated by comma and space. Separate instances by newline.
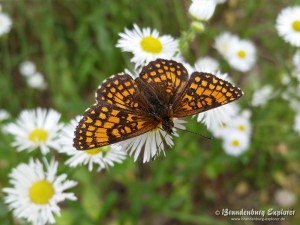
173, 72, 243, 117
73, 102, 158, 150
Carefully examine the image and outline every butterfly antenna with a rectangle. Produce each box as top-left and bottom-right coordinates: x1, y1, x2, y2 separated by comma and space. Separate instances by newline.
174, 127, 213, 140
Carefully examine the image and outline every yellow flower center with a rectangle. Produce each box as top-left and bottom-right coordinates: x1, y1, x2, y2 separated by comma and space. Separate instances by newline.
140, 36, 163, 54
29, 129, 48, 142
85, 146, 109, 155
292, 20, 300, 32
238, 125, 246, 131
29, 180, 54, 204
237, 50, 246, 58
232, 139, 240, 147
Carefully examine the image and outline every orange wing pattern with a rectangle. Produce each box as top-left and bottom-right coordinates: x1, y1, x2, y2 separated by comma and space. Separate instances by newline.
138, 59, 189, 105
74, 74, 159, 150
173, 72, 243, 118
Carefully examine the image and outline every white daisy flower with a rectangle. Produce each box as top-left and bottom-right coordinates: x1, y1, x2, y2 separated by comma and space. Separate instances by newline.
27, 72, 47, 90
57, 116, 127, 171
214, 32, 239, 57
251, 85, 274, 107
274, 189, 296, 208
19, 61, 36, 77
3, 158, 77, 225
194, 56, 220, 74
0, 12, 12, 36
3, 108, 63, 154
227, 38, 256, 72
189, 0, 217, 21
222, 130, 249, 156
276, 6, 300, 47
116, 24, 179, 68
120, 118, 186, 163
0, 109, 10, 121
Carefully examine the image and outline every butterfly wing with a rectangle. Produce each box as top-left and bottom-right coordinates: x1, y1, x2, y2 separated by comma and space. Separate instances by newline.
138, 58, 189, 105
73, 74, 159, 150
173, 72, 243, 118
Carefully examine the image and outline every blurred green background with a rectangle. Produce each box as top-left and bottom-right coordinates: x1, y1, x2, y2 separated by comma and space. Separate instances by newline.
0, 0, 299, 224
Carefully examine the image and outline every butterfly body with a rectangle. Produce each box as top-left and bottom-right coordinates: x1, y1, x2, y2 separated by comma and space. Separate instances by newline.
119, 76, 176, 135
73, 59, 243, 150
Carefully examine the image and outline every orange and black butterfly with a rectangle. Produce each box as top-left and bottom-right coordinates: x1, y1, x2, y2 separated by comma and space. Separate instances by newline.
73, 59, 243, 150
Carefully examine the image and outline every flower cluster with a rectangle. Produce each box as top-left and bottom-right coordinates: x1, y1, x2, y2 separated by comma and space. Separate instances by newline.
19, 61, 47, 90
214, 32, 256, 72
251, 85, 274, 107
275, 5, 300, 137
281, 67, 300, 136
207, 107, 252, 156
191, 57, 251, 156
1, 108, 128, 224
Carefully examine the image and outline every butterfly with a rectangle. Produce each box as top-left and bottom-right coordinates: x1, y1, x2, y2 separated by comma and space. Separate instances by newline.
73, 59, 243, 150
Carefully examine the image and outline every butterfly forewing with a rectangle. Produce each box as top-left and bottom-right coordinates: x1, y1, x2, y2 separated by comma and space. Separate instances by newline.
139, 59, 189, 105
173, 72, 243, 117
74, 74, 159, 150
